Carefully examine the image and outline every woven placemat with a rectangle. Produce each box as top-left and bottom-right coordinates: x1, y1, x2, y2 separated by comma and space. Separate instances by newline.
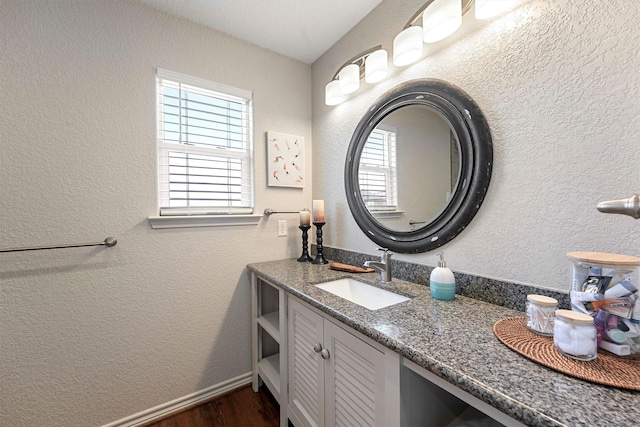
493, 317, 640, 391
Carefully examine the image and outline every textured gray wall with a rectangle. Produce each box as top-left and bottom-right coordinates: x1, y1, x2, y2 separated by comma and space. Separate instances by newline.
0, 1, 311, 426
312, 0, 640, 290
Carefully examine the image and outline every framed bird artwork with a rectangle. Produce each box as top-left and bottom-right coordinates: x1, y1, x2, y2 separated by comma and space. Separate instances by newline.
266, 131, 305, 188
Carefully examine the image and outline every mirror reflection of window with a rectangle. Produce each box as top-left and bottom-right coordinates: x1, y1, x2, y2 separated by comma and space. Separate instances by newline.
359, 127, 398, 211
358, 106, 458, 232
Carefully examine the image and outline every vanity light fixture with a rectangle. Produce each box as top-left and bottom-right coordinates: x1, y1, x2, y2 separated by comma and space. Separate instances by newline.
324, 45, 387, 106
325, 0, 522, 107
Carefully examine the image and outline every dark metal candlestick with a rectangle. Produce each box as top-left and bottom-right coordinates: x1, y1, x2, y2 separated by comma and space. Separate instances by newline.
312, 222, 328, 264
297, 225, 312, 262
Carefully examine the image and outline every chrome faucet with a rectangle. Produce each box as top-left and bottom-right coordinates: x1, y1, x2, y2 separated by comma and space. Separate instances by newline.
363, 248, 393, 282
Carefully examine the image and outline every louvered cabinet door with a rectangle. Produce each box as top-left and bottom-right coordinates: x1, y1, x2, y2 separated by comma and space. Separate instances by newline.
288, 298, 325, 427
323, 319, 386, 427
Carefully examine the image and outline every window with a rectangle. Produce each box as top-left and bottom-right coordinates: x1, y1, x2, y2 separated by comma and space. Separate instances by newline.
156, 69, 253, 216
358, 127, 397, 210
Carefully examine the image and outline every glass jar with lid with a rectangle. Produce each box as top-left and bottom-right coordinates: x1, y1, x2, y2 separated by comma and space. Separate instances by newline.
567, 252, 640, 318
526, 294, 557, 336
553, 309, 597, 361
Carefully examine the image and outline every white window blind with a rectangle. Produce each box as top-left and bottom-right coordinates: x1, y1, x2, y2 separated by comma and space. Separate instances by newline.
358, 128, 397, 210
156, 69, 254, 216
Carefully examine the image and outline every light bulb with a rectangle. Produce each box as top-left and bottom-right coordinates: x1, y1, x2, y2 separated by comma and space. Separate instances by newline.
365, 49, 388, 84
339, 63, 360, 95
325, 80, 344, 106
423, 0, 462, 43
393, 26, 423, 66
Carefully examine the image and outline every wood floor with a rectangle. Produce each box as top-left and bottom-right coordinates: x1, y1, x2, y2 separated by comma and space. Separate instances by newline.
142, 385, 279, 427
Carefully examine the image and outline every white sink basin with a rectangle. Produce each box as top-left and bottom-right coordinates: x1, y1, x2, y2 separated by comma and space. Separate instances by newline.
315, 278, 410, 310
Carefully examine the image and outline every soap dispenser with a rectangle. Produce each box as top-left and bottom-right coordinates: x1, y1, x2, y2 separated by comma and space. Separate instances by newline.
430, 252, 456, 301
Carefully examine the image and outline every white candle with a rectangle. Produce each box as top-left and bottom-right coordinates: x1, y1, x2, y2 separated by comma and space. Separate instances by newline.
299, 209, 310, 227
312, 200, 325, 223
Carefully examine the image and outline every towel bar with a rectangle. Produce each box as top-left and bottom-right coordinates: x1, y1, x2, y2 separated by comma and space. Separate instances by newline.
0, 237, 117, 253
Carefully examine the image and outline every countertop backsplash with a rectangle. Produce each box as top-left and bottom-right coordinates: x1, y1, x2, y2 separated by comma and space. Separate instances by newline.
318, 246, 570, 312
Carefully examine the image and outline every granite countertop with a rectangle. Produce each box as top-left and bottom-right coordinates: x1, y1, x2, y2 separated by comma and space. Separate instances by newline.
247, 259, 640, 427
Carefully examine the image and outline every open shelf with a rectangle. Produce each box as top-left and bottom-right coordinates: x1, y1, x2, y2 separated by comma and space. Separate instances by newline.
258, 353, 281, 397
402, 359, 515, 427
252, 275, 288, 426
257, 311, 280, 343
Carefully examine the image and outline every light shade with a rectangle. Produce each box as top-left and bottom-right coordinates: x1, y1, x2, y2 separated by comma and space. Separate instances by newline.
475, 0, 517, 20
339, 63, 360, 95
365, 49, 388, 84
393, 26, 423, 66
423, 0, 462, 43
325, 80, 344, 106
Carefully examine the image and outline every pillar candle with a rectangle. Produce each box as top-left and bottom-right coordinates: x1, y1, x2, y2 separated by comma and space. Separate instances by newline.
299, 209, 310, 226
312, 200, 325, 222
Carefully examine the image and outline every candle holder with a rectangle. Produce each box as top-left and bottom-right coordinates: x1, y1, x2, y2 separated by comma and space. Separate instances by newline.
297, 225, 313, 262
312, 222, 328, 264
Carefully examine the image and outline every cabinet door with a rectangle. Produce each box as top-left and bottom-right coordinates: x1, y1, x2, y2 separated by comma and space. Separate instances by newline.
288, 298, 325, 427
324, 319, 387, 427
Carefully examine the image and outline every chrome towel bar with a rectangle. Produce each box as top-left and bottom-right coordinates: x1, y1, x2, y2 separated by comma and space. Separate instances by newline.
597, 194, 640, 219
0, 237, 117, 253
263, 208, 301, 216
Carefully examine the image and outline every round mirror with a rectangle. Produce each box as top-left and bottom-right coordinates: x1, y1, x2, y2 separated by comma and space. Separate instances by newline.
345, 79, 492, 253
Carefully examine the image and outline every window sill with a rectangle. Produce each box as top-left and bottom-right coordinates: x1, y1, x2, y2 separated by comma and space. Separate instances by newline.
148, 214, 262, 229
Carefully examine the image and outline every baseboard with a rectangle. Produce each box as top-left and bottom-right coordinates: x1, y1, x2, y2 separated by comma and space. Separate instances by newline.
101, 372, 252, 427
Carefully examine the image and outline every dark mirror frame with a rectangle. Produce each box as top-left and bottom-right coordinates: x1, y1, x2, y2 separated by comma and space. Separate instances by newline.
344, 78, 493, 253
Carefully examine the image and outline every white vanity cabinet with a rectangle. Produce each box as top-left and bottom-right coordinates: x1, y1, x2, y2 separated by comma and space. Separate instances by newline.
250, 269, 522, 427
287, 296, 400, 427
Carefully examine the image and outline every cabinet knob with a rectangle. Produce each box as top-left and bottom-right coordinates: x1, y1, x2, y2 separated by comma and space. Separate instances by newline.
321, 349, 330, 359
313, 343, 323, 353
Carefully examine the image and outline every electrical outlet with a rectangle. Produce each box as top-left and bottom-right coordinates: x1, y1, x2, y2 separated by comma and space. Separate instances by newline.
277, 220, 287, 237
